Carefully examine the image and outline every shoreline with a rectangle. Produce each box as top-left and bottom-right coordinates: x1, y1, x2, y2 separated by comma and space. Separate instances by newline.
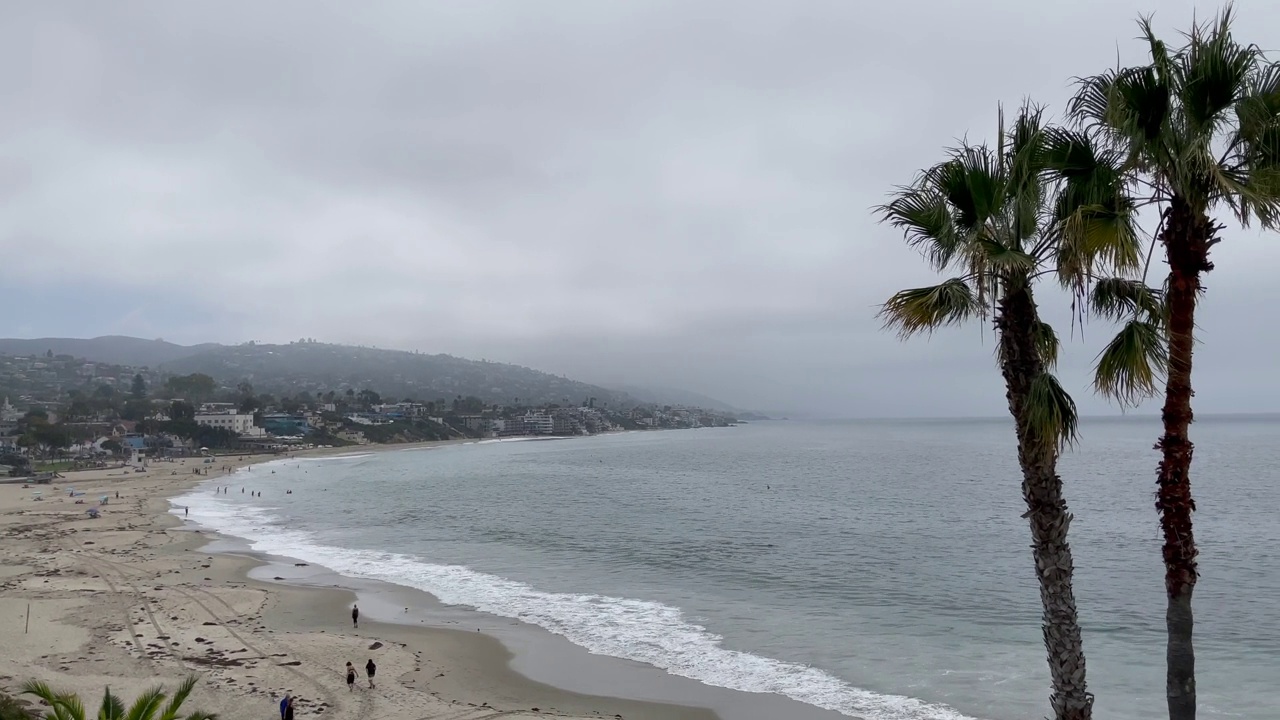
0, 446, 721, 720
176, 440, 852, 720
2, 438, 853, 720
211, 538, 849, 720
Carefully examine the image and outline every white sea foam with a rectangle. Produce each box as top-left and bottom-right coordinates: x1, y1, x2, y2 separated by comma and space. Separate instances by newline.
291, 452, 375, 463
171, 491, 981, 720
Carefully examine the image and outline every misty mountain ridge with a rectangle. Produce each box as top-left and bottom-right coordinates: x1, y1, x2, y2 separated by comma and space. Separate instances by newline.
0, 335, 219, 367
606, 384, 746, 414
0, 336, 744, 412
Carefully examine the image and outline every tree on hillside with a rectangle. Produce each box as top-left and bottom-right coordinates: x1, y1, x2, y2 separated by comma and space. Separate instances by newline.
92, 384, 119, 415
65, 397, 95, 421
165, 373, 216, 402
20, 422, 71, 459
120, 398, 153, 422
23, 675, 215, 720
877, 105, 1140, 720
130, 373, 147, 399
169, 400, 196, 423
1069, 11, 1280, 718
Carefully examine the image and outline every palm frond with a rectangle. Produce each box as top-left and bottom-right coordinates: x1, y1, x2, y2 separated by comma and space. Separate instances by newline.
122, 687, 164, 720
876, 185, 963, 271
1176, 6, 1255, 135
1089, 277, 1165, 323
1033, 320, 1060, 368
57, 693, 84, 720
98, 687, 125, 720
1070, 64, 1170, 157
1054, 206, 1143, 289
157, 678, 198, 720
1094, 319, 1167, 406
934, 148, 1006, 231
879, 279, 982, 338
977, 238, 1037, 273
1227, 59, 1280, 227
1043, 127, 1143, 287
1005, 103, 1048, 198
1024, 372, 1079, 450
21, 681, 75, 720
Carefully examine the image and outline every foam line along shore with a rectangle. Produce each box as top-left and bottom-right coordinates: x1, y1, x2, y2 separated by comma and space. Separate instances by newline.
0, 447, 720, 720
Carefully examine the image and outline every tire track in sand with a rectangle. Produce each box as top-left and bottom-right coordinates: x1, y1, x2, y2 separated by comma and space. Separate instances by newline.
60, 542, 171, 670
87, 553, 341, 710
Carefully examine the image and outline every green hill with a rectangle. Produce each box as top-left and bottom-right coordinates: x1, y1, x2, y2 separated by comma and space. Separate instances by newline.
161, 341, 639, 407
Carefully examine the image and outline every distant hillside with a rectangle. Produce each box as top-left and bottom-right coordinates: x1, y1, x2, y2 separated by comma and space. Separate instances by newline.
608, 384, 745, 413
0, 336, 220, 367
0, 336, 738, 411
162, 342, 641, 408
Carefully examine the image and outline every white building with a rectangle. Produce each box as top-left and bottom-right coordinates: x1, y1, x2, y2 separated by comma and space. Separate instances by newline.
0, 397, 19, 423
523, 412, 554, 435
195, 410, 262, 436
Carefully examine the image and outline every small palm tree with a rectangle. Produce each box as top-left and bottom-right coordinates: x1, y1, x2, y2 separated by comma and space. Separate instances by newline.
22, 676, 215, 720
878, 105, 1140, 720
1068, 9, 1280, 718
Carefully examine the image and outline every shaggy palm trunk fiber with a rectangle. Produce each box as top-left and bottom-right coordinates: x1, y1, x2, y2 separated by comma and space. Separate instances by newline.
996, 284, 1092, 720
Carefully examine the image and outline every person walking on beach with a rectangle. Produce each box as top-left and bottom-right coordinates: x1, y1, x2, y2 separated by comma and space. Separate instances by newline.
351, 603, 359, 628
284, 695, 294, 720
279, 694, 291, 720
365, 658, 376, 689
346, 662, 356, 692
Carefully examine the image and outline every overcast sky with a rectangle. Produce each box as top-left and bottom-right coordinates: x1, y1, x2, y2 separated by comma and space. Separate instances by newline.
3, 0, 1277, 417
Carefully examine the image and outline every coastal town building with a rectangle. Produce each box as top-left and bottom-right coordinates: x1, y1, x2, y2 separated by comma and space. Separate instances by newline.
194, 409, 262, 436
260, 413, 311, 436
523, 412, 554, 435
1, 397, 20, 423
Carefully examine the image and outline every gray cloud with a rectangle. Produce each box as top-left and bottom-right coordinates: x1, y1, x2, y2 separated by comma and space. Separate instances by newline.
2, 0, 1276, 417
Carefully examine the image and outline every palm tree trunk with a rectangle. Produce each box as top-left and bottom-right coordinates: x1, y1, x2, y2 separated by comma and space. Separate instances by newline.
1157, 200, 1212, 720
996, 284, 1092, 720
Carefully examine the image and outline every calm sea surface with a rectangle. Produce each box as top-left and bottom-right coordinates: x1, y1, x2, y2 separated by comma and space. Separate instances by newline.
175, 417, 1280, 719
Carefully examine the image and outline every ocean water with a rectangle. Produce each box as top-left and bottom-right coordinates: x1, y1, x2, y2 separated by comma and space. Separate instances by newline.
173, 417, 1280, 720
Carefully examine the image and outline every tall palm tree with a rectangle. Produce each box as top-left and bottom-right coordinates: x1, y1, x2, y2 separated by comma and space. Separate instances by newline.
22, 676, 215, 720
1068, 10, 1280, 718
877, 106, 1139, 720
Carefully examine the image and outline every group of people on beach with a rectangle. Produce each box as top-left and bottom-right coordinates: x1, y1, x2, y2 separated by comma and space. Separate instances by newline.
346, 659, 376, 691
278, 659, 375, 718
277, 604, 374, 716
346, 606, 375, 691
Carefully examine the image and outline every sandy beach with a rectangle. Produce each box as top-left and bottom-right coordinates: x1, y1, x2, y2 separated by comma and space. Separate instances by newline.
0, 449, 719, 720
